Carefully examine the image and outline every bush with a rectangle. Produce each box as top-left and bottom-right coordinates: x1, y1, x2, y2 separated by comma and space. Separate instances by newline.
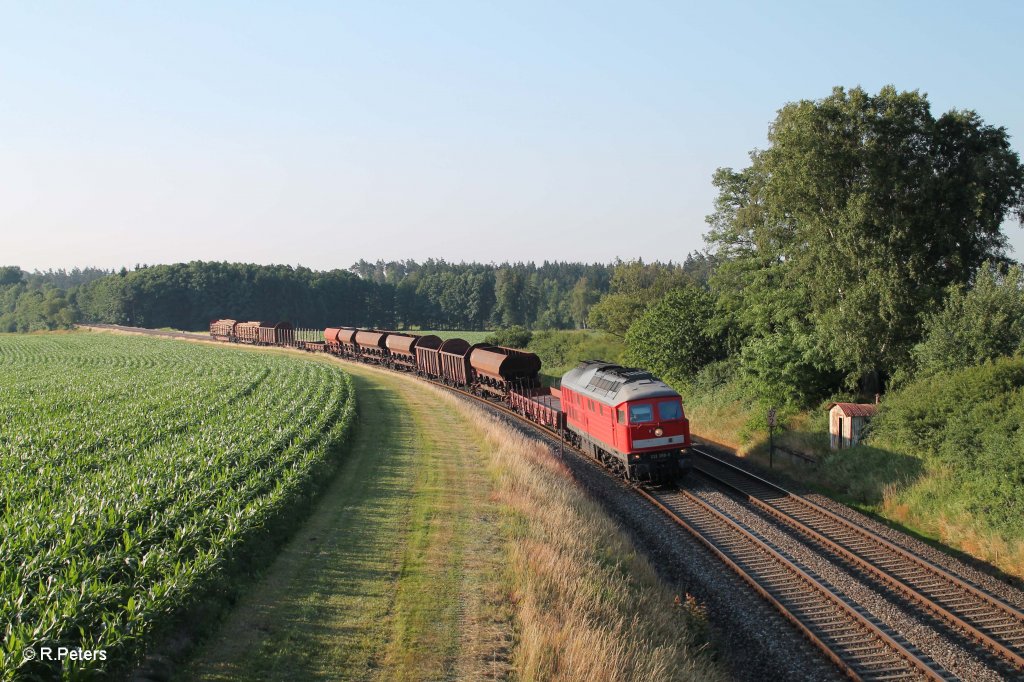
912, 262, 1024, 376
485, 325, 533, 348
527, 330, 626, 385
624, 285, 725, 386
869, 356, 1024, 538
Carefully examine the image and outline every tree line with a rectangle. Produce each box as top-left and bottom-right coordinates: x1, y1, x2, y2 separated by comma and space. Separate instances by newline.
2, 259, 651, 332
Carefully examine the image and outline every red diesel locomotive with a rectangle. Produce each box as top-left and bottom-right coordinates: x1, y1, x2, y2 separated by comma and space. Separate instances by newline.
560, 361, 692, 481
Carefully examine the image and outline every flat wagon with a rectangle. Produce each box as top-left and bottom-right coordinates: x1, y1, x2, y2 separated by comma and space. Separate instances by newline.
509, 387, 565, 430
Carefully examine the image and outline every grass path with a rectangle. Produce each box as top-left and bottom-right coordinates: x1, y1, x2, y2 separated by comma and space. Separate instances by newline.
180, 364, 510, 681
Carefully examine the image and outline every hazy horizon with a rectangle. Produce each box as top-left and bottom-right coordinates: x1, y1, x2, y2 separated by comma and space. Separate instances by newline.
3, 1, 1023, 272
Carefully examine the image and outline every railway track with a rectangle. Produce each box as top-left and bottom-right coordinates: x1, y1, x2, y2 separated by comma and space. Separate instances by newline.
82, 324, 1024, 680
643, 486, 946, 681
691, 447, 1024, 677
447, 387, 950, 680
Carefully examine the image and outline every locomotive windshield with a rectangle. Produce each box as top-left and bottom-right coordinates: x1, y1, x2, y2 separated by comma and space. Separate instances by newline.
628, 404, 654, 423
658, 400, 682, 421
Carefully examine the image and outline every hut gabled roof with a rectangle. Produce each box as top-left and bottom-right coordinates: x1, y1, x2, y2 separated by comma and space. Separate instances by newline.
828, 402, 877, 418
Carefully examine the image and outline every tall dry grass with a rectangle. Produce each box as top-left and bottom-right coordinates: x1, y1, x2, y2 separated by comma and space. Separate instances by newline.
433, 388, 724, 682
882, 482, 1024, 579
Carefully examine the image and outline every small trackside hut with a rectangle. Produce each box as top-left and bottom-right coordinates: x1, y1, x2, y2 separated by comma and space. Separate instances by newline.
828, 402, 877, 449
560, 361, 692, 482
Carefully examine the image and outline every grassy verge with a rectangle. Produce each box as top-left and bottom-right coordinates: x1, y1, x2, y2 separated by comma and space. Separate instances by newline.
180, 365, 507, 681
439, 390, 722, 681
182, 356, 723, 681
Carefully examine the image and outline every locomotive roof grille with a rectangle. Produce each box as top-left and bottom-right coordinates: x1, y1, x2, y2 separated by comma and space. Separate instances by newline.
564, 360, 679, 405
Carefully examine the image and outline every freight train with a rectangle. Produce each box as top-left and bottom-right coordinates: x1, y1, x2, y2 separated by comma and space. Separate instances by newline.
210, 319, 693, 482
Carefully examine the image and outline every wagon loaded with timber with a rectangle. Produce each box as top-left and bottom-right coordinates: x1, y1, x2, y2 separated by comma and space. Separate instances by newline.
209, 319, 238, 341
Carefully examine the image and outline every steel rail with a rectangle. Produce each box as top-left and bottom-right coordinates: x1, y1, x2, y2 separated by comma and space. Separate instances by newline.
644, 487, 944, 681
692, 447, 1024, 672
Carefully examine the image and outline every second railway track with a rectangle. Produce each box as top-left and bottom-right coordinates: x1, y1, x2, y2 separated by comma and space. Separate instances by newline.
642, 485, 946, 681
692, 447, 1024, 678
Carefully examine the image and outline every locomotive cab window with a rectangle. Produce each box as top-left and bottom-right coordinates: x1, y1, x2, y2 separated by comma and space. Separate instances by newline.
617, 409, 625, 424
658, 400, 682, 421
629, 404, 654, 423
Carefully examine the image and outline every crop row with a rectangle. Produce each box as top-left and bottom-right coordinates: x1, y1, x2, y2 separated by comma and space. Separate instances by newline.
0, 333, 356, 680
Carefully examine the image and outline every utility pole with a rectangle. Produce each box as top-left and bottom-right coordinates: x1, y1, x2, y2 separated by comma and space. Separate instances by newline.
767, 407, 777, 469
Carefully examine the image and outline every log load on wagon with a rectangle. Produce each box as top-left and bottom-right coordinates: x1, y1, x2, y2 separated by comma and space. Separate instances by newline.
235, 321, 263, 344
209, 319, 238, 341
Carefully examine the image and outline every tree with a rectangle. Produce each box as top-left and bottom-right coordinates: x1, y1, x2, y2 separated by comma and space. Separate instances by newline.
569, 276, 600, 328
624, 285, 726, 385
493, 267, 536, 327
707, 85, 1024, 395
0, 266, 23, 286
588, 260, 690, 336
913, 262, 1024, 376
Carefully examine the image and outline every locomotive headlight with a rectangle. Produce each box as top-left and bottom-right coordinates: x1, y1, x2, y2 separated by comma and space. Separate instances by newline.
655, 427, 664, 437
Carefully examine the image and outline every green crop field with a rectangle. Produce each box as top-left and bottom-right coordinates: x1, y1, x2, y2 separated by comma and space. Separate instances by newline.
0, 333, 355, 679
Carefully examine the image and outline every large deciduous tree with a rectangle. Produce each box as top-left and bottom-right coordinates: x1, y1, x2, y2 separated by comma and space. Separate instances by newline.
624, 284, 725, 385
707, 85, 1024, 396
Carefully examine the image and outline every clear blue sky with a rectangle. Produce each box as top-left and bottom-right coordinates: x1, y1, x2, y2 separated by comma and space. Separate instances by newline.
2, 1, 1022, 271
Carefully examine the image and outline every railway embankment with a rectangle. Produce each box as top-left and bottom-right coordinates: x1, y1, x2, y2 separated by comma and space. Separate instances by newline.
178, 354, 726, 682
